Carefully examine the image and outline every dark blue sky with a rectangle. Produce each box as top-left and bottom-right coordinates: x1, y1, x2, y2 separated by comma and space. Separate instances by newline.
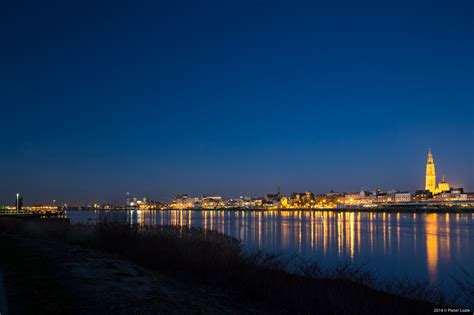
1, 0, 473, 204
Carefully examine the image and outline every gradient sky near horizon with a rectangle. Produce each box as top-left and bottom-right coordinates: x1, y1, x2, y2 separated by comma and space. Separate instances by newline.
1, 0, 473, 204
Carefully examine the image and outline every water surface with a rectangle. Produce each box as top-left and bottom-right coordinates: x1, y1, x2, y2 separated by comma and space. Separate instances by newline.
67, 209, 473, 294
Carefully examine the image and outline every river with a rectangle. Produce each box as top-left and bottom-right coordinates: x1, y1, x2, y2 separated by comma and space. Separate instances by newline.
66, 209, 473, 296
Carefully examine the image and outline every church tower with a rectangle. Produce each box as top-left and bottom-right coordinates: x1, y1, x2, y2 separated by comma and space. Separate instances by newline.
425, 149, 436, 193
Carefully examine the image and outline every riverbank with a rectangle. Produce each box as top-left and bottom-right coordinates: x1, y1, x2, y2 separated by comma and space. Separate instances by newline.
0, 216, 460, 314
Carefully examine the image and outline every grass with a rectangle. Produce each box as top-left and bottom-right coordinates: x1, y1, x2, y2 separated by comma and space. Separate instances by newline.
0, 215, 468, 313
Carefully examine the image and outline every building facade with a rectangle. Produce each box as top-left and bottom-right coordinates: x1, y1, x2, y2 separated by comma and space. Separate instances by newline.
394, 192, 411, 203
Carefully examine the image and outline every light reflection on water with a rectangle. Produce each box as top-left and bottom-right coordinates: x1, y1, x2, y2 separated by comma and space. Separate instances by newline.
67, 210, 473, 292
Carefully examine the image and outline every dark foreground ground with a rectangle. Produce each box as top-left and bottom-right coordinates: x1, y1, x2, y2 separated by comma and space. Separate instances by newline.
0, 233, 255, 314
0, 216, 446, 314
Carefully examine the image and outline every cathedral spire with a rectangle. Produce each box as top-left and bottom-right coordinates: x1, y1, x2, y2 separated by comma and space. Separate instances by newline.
427, 148, 433, 164
425, 149, 436, 193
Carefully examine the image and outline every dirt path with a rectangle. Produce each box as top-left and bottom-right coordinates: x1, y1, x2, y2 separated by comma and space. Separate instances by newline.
0, 233, 255, 314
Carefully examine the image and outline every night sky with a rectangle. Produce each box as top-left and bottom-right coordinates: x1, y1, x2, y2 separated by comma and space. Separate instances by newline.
1, 0, 473, 205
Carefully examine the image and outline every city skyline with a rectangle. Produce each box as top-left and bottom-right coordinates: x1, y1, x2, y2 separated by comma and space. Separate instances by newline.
5, 149, 470, 206
2, 1, 473, 204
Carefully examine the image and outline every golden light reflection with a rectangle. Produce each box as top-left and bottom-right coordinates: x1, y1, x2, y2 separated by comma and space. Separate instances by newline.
413, 213, 417, 254
396, 213, 401, 254
357, 213, 361, 256
323, 211, 328, 256
124, 209, 471, 288
310, 211, 315, 251
425, 213, 439, 282
369, 213, 374, 254
210, 210, 214, 230
444, 213, 450, 259
349, 212, 355, 260
298, 211, 302, 253
337, 212, 343, 257
383, 212, 387, 256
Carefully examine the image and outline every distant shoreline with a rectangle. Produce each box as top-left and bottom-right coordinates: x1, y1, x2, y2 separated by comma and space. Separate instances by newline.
65, 206, 474, 213
3, 206, 473, 218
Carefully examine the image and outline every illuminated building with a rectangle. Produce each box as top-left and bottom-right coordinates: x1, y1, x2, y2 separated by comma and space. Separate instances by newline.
425, 149, 451, 194
278, 192, 315, 208
232, 196, 263, 208
282, 193, 298, 208
425, 149, 436, 193
302, 191, 315, 206
387, 190, 396, 202
292, 193, 302, 207
434, 188, 465, 201
265, 193, 281, 202
280, 197, 289, 208
344, 190, 372, 205
15, 193, 23, 213
201, 196, 224, 209
225, 198, 243, 207
170, 194, 225, 209
262, 189, 282, 208
25, 205, 59, 214
171, 194, 194, 209
315, 191, 344, 208
414, 190, 432, 201
375, 193, 388, 203
394, 192, 411, 203
437, 176, 450, 193
262, 199, 280, 209
373, 188, 388, 203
